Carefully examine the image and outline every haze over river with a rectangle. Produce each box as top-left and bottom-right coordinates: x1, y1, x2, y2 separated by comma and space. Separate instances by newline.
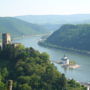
14, 35, 90, 83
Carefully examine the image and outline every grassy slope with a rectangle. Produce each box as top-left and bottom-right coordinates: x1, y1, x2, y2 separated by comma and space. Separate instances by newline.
0, 17, 48, 38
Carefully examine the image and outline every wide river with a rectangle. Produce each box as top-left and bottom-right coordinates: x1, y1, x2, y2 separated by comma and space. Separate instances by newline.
14, 35, 90, 83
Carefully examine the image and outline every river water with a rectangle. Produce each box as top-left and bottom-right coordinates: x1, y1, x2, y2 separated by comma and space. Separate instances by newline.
14, 35, 90, 83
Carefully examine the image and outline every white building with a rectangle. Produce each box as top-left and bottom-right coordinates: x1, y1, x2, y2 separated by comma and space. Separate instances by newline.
61, 55, 70, 65
87, 86, 90, 90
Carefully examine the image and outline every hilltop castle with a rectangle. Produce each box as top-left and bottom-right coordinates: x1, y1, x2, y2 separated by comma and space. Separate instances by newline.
0, 33, 21, 49
2, 33, 11, 48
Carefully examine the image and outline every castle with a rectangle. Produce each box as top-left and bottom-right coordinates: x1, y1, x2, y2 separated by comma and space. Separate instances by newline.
0, 33, 21, 48
2, 33, 11, 48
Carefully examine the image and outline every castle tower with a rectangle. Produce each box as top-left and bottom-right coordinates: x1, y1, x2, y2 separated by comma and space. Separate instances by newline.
2, 33, 11, 47
7, 80, 13, 90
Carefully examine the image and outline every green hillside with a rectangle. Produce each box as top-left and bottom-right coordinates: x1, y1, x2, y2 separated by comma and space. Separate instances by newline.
0, 44, 86, 90
0, 17, 48, 38
44, 24, 90, 53
16, 14, 90, 34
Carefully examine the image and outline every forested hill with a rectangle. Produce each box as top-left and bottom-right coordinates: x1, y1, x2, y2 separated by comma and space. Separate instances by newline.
0, 44, 86, 90
16, 14, 90, 33
46, 24, 90, 52
0, 17, 48, 38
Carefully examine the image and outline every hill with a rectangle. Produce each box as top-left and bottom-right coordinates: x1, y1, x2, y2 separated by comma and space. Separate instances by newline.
0, 44, 86, 90
41, 24, 61, 32
16, 14, 90, 25
16, 14, 90, 32
0, 17, 48, 38
42, 24, 90, 53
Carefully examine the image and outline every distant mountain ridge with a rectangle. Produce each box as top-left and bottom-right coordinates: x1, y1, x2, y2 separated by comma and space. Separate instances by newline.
0, 17, 48, 38
44, 24, 90, 52
16, 14, 90, 24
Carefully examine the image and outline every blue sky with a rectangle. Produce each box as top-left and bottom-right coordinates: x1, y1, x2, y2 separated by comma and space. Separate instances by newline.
0, 0, 90, 16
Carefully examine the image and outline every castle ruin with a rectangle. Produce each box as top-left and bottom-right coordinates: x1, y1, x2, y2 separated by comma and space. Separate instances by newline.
2, 33, 11, 47
0, 33, 21, 49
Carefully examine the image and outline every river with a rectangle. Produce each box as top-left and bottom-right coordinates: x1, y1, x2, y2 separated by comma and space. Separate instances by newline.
13, 35, 90, 83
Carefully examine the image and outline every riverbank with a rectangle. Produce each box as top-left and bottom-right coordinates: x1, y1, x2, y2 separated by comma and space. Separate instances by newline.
0, 32, 51, 41
38, 40, 90, 56
12, 33, 51, 40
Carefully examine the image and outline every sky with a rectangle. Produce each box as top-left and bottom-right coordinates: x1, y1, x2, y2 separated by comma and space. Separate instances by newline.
0, 0, 90, 17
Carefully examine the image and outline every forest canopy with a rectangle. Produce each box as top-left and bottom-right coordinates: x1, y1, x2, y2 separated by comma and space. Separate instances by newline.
0, 44, 86, 90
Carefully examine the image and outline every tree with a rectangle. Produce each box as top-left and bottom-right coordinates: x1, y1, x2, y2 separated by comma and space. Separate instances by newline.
0, 81, 7, 90
1, 67, 8, 80
18, 83, 32, 90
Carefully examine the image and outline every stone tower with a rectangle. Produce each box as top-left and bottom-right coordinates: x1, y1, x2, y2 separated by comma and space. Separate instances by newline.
7, 80, 13, 90
2, 33, 11, 47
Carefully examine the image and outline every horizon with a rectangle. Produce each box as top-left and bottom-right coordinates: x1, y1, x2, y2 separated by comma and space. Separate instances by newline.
0, 0, 90, 17
1, 13, 90, 17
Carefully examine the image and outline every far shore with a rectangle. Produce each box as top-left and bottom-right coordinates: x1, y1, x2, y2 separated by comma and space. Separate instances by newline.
38, 39, 90, 56
11, 33, 50, 40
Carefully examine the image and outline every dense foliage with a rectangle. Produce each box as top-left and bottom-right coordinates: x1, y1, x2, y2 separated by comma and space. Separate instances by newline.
0, 44, 86, 90
46, 24, 90, 52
